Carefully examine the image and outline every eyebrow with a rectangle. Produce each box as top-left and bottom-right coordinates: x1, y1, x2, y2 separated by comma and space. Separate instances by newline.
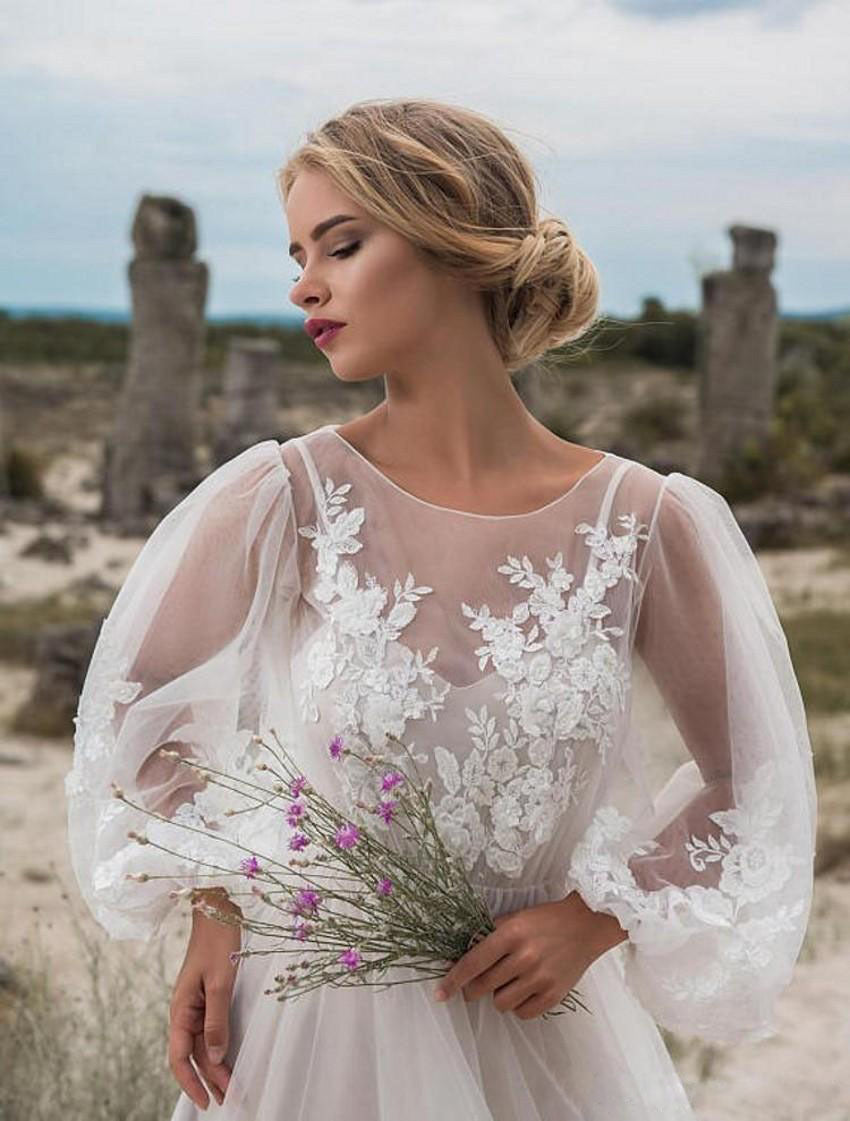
288, 214, 358, 257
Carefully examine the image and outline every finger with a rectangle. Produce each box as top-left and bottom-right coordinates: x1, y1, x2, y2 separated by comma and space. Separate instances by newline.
511, 985, 554, 1020
203, 975, 233, 1065
435, 935, 511, 1002
169, 1022, 210, 1111
170, 996, 205, 1034
193, 1033, 227, 1106
462, 953, 522, 1003
194, 1029, 232, 1095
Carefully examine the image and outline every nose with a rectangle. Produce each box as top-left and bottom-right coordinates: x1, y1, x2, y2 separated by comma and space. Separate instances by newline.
289, 271, 329, 310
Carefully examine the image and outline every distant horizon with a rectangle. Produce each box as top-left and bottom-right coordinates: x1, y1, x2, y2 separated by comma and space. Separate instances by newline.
2, 301, 849, 325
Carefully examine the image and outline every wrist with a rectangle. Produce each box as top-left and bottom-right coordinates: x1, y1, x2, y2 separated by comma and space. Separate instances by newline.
563, 890, 629, 958
190, 887, 243, 922
590, 910, 629, 955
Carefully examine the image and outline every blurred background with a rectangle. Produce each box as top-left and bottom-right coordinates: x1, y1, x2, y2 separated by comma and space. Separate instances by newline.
1, 1, 848, 1118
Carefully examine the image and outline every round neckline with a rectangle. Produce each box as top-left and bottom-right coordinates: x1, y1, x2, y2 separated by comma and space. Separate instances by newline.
323, 424, 611, 520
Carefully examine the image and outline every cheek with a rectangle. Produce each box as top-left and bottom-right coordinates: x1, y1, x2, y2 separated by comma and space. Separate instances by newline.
354, 247, 441, 329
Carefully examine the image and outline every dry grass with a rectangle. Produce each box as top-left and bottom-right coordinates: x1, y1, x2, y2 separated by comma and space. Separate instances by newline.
0, 881, 178, 1121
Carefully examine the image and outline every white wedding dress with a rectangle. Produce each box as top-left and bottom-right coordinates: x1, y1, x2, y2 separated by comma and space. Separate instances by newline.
65, 422, 817, 1120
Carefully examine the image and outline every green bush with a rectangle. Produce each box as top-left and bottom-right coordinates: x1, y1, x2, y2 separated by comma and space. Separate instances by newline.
781, 608, 850, 718
5, 445, 45, 500
620, 394, 687, 446
0, 595, 104, 665
716, 418, 822, 504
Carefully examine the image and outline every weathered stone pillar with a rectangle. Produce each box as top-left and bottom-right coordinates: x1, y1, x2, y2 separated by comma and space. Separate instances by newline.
101, 194, 208, 526
0, 408, 8, 498
212, 337, 282, 466
696, 224, 779, 482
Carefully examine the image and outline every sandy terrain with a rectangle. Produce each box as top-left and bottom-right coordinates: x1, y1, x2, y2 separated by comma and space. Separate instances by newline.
1, 445, 849, 1119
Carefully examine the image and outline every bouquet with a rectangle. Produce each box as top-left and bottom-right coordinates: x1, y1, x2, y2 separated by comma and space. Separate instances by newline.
113, 727, 591, 1022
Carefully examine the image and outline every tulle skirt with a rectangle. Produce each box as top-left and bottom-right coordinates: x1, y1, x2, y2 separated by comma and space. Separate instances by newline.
169, 881, 697, 1120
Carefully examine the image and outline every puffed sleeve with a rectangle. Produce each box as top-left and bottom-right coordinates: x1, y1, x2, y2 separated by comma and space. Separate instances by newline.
566, 470, 817, 1044
64, 439, 299, 941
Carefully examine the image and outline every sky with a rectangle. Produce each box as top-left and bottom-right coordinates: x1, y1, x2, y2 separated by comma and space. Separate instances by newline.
1, 0, 847, 322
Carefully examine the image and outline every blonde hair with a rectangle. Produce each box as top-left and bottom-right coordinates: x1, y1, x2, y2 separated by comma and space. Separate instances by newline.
277, 97, 601, 375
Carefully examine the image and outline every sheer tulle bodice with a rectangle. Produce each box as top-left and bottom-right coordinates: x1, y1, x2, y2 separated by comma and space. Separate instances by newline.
65, 423, 816, 1120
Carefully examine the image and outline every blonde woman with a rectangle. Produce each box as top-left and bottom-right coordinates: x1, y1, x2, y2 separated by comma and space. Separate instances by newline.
66, 98, 816, 1120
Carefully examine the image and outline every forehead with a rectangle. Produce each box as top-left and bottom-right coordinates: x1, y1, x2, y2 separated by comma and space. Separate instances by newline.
285, 168, 365, 226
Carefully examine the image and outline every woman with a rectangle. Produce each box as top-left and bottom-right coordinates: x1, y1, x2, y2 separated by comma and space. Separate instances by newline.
65, 97, 816, 1120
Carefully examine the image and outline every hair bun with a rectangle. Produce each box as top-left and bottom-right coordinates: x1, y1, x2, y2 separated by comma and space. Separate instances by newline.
513, 227, 549, 290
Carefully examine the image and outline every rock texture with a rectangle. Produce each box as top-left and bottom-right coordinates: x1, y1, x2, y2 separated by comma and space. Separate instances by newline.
100, 194, 208, 527
696, 225, 779, 484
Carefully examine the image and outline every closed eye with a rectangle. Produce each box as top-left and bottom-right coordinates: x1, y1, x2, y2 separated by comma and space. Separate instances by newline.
291, 241, 360, 283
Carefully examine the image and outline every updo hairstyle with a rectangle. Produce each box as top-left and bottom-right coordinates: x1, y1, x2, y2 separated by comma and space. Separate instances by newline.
277, 97, 601, 374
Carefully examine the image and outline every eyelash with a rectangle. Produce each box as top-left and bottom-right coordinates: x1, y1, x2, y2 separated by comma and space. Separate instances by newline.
291, 241, 360, 283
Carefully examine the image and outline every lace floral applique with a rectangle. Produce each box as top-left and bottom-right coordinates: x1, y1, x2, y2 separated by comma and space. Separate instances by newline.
65, 618, 143, 797
296, 476, 452, 740
462, 512, 645, 767
431, 512, 648, 877
299, 475, 650, 879
566, 758, 808, 998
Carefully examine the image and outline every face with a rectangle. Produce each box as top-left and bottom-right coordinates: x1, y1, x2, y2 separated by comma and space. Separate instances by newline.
286, 166, 482, 383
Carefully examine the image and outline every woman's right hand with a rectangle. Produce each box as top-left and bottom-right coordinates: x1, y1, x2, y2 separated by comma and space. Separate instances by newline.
169, 890, 243, 1111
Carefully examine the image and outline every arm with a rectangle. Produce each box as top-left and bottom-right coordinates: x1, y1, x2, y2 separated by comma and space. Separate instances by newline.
566, 472, 817, 1044
65, 439, 299, 941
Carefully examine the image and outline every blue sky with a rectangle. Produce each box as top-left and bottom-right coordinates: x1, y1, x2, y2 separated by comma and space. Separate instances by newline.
1, 0, 847, 321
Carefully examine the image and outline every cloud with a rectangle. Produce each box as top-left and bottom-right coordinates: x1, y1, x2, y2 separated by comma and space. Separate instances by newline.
0, 0, 847, 316
607, 0, 825, 22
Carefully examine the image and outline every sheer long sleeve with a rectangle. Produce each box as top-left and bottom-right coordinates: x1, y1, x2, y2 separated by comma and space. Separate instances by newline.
566, 471, 817, 1044
64, 440, 299, 941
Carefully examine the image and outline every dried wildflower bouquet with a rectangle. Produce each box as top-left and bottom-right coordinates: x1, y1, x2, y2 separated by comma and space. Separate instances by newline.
114, 727, 590, 1022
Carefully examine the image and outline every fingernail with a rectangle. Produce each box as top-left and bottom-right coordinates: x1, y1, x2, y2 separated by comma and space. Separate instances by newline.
209, 1046, 225, 1064
434, 988, 446, 1002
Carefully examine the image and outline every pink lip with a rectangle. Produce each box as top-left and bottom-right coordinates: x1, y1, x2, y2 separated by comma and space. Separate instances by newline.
314, 324, 345, 348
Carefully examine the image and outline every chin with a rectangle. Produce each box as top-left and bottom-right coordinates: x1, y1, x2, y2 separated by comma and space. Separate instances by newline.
328, 362, 384, 384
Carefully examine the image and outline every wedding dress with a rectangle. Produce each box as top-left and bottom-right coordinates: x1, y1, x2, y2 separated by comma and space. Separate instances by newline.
65, 422, 817, 1119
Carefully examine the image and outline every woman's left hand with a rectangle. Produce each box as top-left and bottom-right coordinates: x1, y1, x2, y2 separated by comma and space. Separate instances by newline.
433, 891, 627, 1020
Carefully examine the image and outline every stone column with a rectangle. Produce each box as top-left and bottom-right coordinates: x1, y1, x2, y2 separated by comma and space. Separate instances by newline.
212, 337, 282, 467
0, 408, 8, 498
696, 224, 779, 482
101, 194, 208, 526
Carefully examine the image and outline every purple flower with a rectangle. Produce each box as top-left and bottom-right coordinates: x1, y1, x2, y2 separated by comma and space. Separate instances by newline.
290, 888, 321, 915
240, 855, 260, 879
286, 799, 305, 827
339, 947, 362, 971
376, 877, 393, 896
289, 831, 309, 851
328, 734, 344, 760
381, 770, 405, 792
292, 918, 313, 941
334, 822, 360, 850
377, 798, 398, 824
290, 775, 307, 798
